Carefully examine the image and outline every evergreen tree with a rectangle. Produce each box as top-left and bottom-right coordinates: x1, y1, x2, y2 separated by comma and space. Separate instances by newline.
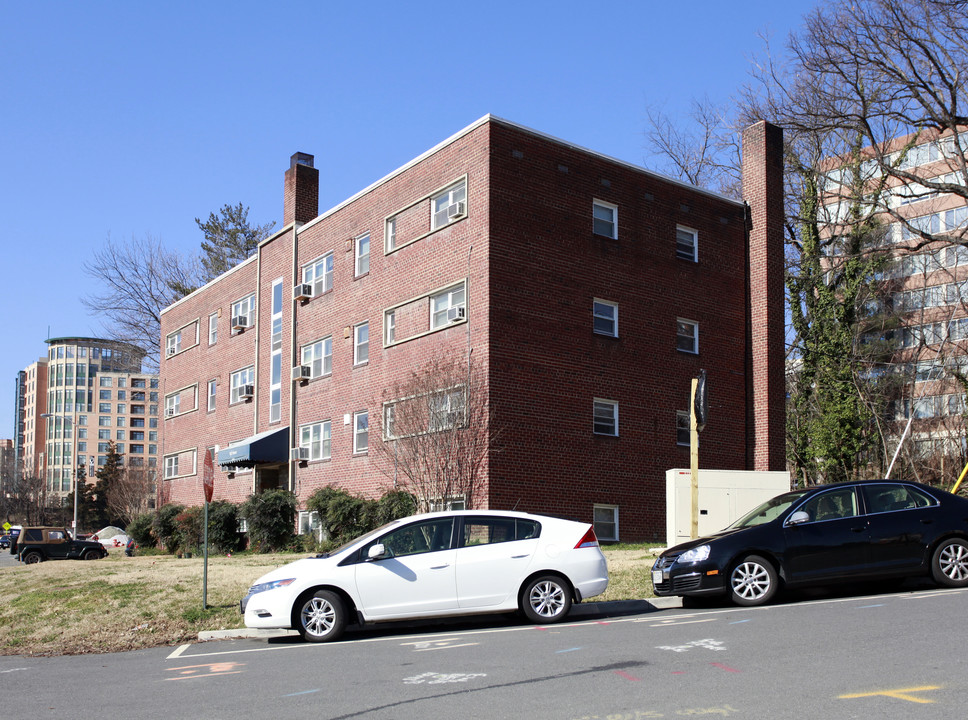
196, 203, 276, 283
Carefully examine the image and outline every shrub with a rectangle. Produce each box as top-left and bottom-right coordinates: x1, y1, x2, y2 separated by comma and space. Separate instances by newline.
207, 500, 244, 553
153, 504, 185, 553
305, 487, 417, 546
126, 513, 157, 548
240, 489, 297, 552
374, 490, 417, 525
174, 506, 205, 553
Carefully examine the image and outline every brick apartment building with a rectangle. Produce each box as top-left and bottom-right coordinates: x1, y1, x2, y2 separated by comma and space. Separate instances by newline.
159, 115, 785, 542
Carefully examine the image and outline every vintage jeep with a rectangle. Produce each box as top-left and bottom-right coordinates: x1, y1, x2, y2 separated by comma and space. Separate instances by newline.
12, 527, 107, 563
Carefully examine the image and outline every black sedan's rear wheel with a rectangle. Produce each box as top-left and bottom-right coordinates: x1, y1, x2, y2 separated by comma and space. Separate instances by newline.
298, 590, 347, 642
931, 538, 968, 587
729, 555, 778, 606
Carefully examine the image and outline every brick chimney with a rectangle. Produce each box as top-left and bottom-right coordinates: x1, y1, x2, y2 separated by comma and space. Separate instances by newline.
284, 152, 319, 225
742, 121, 786, 472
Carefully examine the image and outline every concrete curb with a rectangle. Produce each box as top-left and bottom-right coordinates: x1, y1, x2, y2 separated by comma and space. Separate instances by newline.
196, 596, 683, 642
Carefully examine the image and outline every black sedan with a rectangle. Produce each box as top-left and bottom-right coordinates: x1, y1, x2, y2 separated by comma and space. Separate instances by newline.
652, 480, 968, 606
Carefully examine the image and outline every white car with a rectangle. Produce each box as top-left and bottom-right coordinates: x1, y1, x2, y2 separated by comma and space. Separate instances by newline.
241, 510, 609, 642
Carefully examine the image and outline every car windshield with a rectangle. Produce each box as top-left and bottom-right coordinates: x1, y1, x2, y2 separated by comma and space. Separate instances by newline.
319, 519, 405, 558
728, 490, 810, 529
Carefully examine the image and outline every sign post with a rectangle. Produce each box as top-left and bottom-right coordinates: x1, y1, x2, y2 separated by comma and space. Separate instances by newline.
202, 448, 214, 609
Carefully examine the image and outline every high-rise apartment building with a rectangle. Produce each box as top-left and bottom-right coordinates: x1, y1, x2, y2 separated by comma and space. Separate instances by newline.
160, 115, 786, 542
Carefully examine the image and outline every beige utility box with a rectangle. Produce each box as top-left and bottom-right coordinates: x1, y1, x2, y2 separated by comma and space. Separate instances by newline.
664, 469, 791, 548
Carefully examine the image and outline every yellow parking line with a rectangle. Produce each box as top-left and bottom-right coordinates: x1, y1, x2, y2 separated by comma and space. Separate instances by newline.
839, 685, 941, 704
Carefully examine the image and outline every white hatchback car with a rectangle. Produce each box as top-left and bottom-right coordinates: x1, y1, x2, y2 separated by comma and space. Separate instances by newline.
241, 510, 609, 642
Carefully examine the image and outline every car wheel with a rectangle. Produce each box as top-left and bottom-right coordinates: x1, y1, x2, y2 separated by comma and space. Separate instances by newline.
22, 552, 43, 565
931, 538, 968, 587
521, 575, 571, 623
82, 550, 101, 560
729, 555, 778, 606
298, 590, 346, 642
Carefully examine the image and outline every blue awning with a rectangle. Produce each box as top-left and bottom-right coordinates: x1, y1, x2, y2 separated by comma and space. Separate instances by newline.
217, 427, 290, 468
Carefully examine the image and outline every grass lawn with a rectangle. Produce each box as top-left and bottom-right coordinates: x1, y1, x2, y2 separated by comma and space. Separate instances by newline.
0, 544, 660, 656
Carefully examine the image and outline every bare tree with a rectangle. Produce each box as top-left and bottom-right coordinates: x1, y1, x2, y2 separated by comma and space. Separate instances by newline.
83, 234, 204, 370
374, 354, 496, 511
106, 466, 156, 526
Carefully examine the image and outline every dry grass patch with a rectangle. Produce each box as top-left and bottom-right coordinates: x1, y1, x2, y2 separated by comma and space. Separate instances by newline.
0, 544, 660, 656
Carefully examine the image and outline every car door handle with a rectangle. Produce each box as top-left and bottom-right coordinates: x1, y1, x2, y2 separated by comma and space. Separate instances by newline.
920, 519, 934, 525
511, 554, 530, 559
851, 527, 866, 533
430, 564, 451, 570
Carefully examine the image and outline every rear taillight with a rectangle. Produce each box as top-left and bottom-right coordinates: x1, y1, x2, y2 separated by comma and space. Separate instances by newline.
575, 527, 599, 549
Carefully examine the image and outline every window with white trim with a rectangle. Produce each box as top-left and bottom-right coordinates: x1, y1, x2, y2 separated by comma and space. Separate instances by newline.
676, 319, 699, 354
354, 322, 369, 365
208, 313, 218, 345
593, 399, 618, 436
593, 504, 619, 542
354, 411, 369, 453
301, 337, 333, 378
269, 279, 283, 424
355, 233, 370, 276
676, 226, 698, 262
429, 388, 465, 432
298, 511, 323, 540
593, 299, 618, 337
300, 420, 331, 461
385, 310, 396, 345
230, 366, 255, 404
208, 379, 216, 412
385, 217, 397, 251
231, 294, 256, 332
165, 394, 180, 417
430, 283, 466, 329
432, 181, 467, 230
303, 253, 334, 296
593, 200, 618, 239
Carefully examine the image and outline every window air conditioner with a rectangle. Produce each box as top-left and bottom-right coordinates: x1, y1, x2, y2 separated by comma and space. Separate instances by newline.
165, 407, 176, 417
293, 284, 314, 302
232, 316, 250, 331
447, 201, 465, 220
239, 384, 255, 399
166, 346, 176, 357
292, 365, 312, 382
291, 447, 310, 462
447, 306, 466, 322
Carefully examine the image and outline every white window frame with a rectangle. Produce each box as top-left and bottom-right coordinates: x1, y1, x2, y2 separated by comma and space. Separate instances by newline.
677, 319, 699, 354
430, 282, 466, 329
593, 504, 619, 542
593, 299, 618, 337
300, 420, 332, 461
431, 180, 467, 230
354, 411, 368, 454
355, 233, 370, 277
354, 322, 369, 366
385, 217, 397, 252
231, 294, 256, 332
676, 225, 698, 262
208, 313, 218, 345
593, 399, 619, 437
165, 394, 180, 417
298, 511, 323, 541
303, 253, 334, 296
230, 366, 255, 404
302, 337, 333, 379
593, 200, 618, 239
207, 379, 216, 412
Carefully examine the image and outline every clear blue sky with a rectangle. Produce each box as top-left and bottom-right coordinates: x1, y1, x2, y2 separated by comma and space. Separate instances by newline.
0, 0, 817, 438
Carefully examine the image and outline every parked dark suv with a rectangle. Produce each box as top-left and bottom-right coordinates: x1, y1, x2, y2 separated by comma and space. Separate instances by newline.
11, 527, 107, 563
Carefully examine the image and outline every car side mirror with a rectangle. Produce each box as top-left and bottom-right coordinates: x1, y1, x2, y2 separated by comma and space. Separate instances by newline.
787, 511, 810, 526
367, 543, 387, 561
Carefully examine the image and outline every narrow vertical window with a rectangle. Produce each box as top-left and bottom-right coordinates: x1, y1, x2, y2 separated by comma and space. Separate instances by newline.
593, 200, 618, 239
593, 300, 618, 337
354, 411, 369, 453
355, 233, 370, 276
354, 322, 369, 365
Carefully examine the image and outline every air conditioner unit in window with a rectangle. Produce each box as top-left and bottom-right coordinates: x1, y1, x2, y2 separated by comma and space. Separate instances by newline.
165, 407, 176, 417
232, 316, 250, 331
293, 284, 314, 302
239, 384, 254, 399
291, 447, 309, 462
447, 306, 466, 323
292, 365, 312, 382
447, 201, 466, 220
166, 346, 176, 357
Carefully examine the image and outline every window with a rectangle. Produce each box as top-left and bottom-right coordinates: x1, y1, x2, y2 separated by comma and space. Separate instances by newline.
302, 337, 333, 378
432, 180, 467, 230
677, 319, 699, 354
207, 379, 216, 412
165, 330, 182, 357
298, 511, 323, 541
303, 253, 334, 296
798, 487, 859, 522
385, 310, 396, 345
355, 233, 370, 276
231, 294, 256, 331
593, 200, 617, 239
165, 394, 180, 417
164, 455, 179, 479
300, 420, 332, 461
209, 313, 218, 345
354, 411, 368, 453
593, 505, 619, 542
230, 366, 255, 404
676, 226, 698, 262
354, 323, 369, 365
429, 388, 465, 432
430, 283, 466, 329
676, 411, 690, 446
385, 217, 397, 251
270, 278, 283, 424
593, 399, 618, 436
593, 300, 618, 337
461, 517, 539, 546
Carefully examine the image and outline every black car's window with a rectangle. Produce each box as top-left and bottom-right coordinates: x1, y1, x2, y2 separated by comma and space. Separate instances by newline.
730, 490, 810, 528
460, 517, 540, 547
863, 484, 938, 514
23, 528, 43, 542
368, 518, 455, 558
798, 487, 859, 522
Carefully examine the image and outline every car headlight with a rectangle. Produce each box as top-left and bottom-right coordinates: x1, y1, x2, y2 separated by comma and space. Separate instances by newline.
248, 578, 296, 595
678, 544, 711, 564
